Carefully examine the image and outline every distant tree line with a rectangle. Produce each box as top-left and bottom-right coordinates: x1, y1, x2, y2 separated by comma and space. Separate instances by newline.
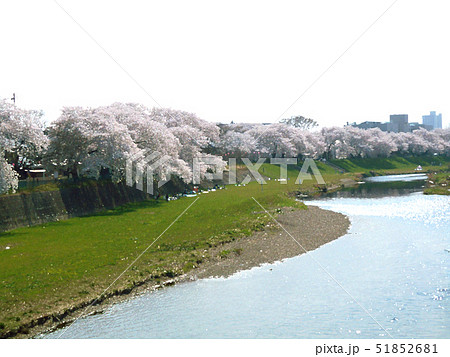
1, 98, 449, 194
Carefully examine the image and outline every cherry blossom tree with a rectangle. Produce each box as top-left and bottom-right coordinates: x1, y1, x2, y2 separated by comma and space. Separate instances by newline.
392, 132, 411, 155
281, 115, 318, 130
247, 123, 296, 158
46, 106, 137, 181
0, 98, 47, 169
99, 103, 192, 182
310, 131, 327, 158
366, 129, 397, 158
390, 131, 429, 156
291, 130, 326, 159
45, 103, 225, 185
407, 133, 430, 155
150, 107, 219, 146
434, 129, 450, 155
412, 128, 447, 155
1, 98, 47, 193
148, 107, 225, 177
0, 154, 18, 194
218, 130, 256, 158
341, 127, 397, 158
347, 127, 373, 158
321, 126, 350, 159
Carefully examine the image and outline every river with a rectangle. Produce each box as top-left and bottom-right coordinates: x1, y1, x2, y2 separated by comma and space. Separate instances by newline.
44, 174, 449, 338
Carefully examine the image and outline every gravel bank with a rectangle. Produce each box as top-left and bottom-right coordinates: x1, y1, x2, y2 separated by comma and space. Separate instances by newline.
187, 205, 350, 279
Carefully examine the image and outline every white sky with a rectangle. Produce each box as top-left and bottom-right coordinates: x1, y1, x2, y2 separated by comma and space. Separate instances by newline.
1, 0, 449, 128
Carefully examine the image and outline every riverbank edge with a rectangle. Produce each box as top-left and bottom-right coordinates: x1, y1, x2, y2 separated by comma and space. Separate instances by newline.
424, 169, 450, 195
3, 204, 350, 339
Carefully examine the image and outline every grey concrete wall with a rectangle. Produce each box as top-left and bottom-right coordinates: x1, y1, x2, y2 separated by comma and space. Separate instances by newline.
0, 182, 149, 232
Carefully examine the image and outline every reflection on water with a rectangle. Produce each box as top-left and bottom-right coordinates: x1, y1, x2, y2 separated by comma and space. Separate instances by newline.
316, 174, 428, 200
44, 175, 449, 339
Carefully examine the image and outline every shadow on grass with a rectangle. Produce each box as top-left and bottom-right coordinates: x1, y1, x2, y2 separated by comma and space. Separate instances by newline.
0, 199, 164, 239
86, 199, 163, 217
333, 158, 398, 171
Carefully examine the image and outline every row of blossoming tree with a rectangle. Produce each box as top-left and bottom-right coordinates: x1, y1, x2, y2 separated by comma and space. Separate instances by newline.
218, 123, 449, 160
1, 98, 449, 193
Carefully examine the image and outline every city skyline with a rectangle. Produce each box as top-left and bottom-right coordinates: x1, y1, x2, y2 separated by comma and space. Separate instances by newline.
348, 111, 444, 132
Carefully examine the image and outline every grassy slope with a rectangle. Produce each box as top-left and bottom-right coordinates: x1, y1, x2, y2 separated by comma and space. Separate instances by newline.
329, 155, 448, 174
259, 161, 343, 180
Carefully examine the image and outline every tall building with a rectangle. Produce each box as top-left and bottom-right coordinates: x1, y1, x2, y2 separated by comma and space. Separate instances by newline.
422, 111, 442, 129
389, 114, 410, 133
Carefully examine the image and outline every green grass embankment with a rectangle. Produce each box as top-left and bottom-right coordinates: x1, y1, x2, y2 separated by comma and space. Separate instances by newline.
329, 155, 448, 175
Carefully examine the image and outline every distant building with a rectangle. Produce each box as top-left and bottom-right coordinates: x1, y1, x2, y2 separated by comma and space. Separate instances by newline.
422, 111, 442, 129
348, 114, 413, 133
350, 121, 385, 130
389, 114, 410, 133
379, 122, 390, 132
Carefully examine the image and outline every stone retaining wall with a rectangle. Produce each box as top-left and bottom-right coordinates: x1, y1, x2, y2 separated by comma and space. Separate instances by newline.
0, 182, 149, 232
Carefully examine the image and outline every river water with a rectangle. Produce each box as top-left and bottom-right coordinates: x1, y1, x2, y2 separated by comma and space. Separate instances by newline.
44, 174, 449, 338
